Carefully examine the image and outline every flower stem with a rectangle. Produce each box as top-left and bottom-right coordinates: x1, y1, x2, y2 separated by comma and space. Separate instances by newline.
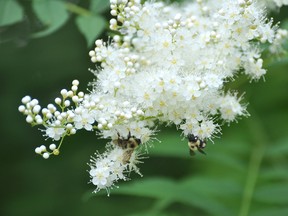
238, 114, 267, 216
64, 2, 92, 16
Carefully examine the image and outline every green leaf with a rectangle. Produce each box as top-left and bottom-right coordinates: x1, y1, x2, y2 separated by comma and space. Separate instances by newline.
260, 167, 288, 180
0, 0, 23, 26
265, 137, 288, 156
254, 184, 288, 204
90, 0, 110, 13
180, 176, 242, 197
252, 208, 288, 216
113, 177, 233, 216
75, 15, 106, 47
149, 131, 187, 158
205, 152, 246, 172
115, 178, 177, 198
32, 0, 69, 38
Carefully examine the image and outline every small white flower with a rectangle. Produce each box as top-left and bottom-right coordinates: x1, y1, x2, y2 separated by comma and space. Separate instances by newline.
74, 110, 95, 131
91, 167, 110, 186
46, 127, 65, 141
219, 94, 246, 122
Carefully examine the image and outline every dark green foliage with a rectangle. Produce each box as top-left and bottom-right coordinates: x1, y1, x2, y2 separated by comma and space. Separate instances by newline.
0, 0, 110, 46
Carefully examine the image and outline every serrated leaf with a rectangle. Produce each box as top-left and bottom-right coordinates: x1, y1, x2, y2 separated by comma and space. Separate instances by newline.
90, 0, 110, 13
254, 184, 288, 204
75, 15, 106, 47
32, 0, 69, 38
0, 0, 23, 26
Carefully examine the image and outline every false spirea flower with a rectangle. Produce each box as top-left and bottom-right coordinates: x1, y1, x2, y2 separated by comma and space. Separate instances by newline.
18, 0, 288, 195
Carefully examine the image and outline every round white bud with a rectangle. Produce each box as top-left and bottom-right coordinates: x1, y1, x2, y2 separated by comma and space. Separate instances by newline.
114, 81, 121, 88
46, 113, 53, 119
54, 111, 60, 117
95, 39, 103, 47
136, 110, 144, 115
123, 101, 130, 107
55, 97, 61, 104
70, 128, 76, 134
40, 145, 46, 152
89, 50, 96, 57
18, 105, 26, 113
60, 89, 68, 97
21, 96, 31, 104
61, 112, 67, 118
26, 115, 33, 123
72, 96, 79, 103
78, 92, 84, 98
36, 118, 43, 124
35, 147, 42, 154
64, 100, 71, 107
75, 107, 82, 114
47, 104, 56, 112
71, 85, 78, 92
67, 91, 74, 97
43, 152, 50, 159
30, 99, 39, 107
49, 144, 57, 150
100, 119, 107, 125
174, 13, 181, 21
42, 108, 48, 115
111, 9, 117, 16
113, 35, 120, 42
66, 124, 73, 129
96, 56, 103, 61
90, 101, 96, 108
72, 80, 79, 86
57, 115, 63, 121
54, 120, 61, 126
91, 56, 97, 63
131, 107, 137, 113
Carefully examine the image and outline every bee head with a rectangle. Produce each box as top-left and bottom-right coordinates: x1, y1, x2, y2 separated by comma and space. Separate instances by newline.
127, 137, 141, 148
188, 134, 198, 143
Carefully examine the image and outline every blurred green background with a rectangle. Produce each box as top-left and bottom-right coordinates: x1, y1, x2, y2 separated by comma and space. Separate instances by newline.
1, 0, 288, 216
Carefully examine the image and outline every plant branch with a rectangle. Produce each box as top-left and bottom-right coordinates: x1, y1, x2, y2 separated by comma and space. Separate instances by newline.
64, 2, 92, 16
238, 112, 268, 216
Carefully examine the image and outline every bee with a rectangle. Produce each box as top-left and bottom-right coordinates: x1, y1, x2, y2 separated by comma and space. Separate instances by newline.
113, 131, 141, 163
187, 134, 206, 156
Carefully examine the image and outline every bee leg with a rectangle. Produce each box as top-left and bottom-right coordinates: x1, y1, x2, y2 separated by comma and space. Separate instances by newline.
127, 131, 131, 139
189, 149, 196, 156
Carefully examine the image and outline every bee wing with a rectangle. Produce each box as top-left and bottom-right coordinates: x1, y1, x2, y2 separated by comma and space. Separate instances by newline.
198, 148, 206, 155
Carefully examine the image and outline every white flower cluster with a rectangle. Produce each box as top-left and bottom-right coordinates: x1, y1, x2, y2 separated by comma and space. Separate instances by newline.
18, 0, 287, 194
18, 80, 83, 158
259, 0, 288, 9
269, 28, 288, 54
89, 144, 143, 195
